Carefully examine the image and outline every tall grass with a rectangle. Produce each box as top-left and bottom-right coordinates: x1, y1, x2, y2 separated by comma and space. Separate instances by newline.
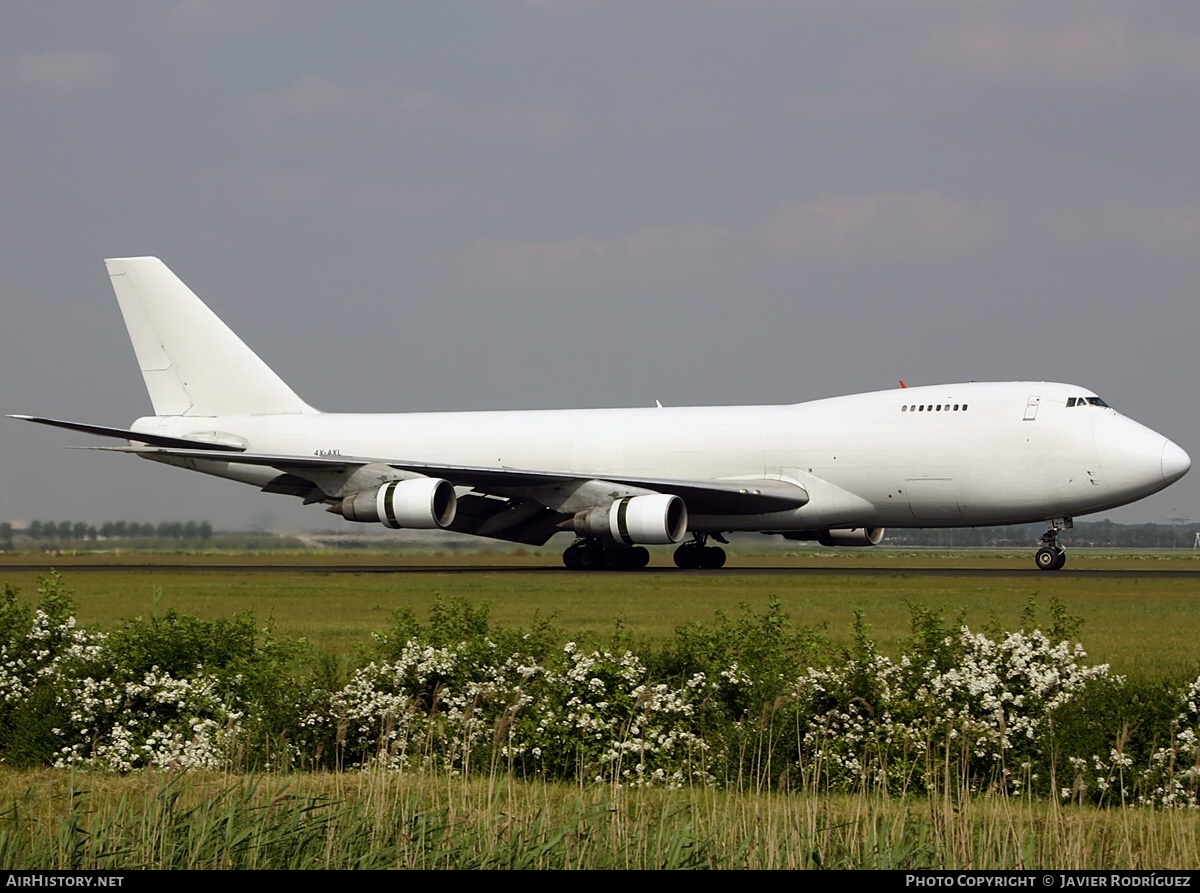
1, 769, 1198, 869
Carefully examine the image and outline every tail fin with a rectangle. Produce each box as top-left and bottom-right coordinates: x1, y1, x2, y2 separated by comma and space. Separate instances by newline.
106, 257, 317, 417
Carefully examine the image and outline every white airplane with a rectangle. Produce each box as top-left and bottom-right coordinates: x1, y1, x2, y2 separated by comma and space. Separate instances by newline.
13, 257, 1191, 571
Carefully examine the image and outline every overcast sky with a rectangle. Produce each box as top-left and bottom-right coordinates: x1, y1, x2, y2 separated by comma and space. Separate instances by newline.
2, 1, 1198, 533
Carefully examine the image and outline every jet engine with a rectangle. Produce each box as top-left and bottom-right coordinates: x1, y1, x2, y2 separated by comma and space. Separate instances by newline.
568, 494, 687, 544
781, 527, 885, 547
333, 478, 457, 529
818, 527, 885, 547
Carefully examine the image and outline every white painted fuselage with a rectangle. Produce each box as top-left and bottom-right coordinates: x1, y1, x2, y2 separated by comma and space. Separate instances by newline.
133, 379, 1189, 534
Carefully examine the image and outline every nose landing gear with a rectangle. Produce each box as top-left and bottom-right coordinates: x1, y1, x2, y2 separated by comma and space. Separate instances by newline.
1034, 518, 1071, 571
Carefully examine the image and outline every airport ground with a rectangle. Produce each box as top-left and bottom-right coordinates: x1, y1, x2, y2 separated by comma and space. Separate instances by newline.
1, 547, 1197, 676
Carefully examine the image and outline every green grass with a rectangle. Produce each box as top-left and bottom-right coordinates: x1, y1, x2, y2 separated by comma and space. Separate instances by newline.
2, 551, 1198, 676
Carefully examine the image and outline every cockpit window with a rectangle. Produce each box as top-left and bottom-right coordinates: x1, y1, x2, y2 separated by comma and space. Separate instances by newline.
1068, 396, 1111, 408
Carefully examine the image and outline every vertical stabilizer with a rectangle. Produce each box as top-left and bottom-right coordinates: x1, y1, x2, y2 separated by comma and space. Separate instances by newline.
106, 257, 317, 417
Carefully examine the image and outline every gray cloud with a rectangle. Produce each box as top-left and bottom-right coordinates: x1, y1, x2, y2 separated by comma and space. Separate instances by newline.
1042, 202, 1200, 258
15, 50, 115, 94
762, 192, 1000, 265
457, 222, 728, 293
249, 75, 585, 148
803, 12, 1200, 117
164, 0, 279, 37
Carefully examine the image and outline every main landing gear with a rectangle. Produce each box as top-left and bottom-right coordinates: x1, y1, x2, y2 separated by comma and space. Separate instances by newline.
562, 539, 650, 571
673, 533, 727, 569
1034, 518, 1071, 571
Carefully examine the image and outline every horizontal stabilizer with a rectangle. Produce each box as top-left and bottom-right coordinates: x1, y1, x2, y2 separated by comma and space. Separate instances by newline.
9, 415, 246, 452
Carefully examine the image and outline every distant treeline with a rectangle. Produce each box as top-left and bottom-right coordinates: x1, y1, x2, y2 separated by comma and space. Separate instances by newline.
0, 520, 213, 548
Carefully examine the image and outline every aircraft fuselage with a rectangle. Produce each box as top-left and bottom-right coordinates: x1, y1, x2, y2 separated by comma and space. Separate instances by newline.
131, 379, 1187, 534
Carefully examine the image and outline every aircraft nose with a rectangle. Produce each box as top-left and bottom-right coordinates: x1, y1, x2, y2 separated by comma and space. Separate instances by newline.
1093, 415, 1187, 500
1161, 439, 1191, 484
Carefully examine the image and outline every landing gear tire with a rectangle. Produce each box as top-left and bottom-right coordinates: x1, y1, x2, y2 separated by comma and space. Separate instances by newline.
673, 542, 727, 569
1034, 518, 1071, 571
1035, 547, 1062, 571
562, 540, 652, 571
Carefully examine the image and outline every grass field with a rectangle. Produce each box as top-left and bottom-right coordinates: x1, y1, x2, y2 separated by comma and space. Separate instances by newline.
2, 548, 1199, 868
2, 549, 1197, 676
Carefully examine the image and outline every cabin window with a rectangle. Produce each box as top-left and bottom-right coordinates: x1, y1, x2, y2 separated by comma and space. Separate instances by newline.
902, 402, 968, 414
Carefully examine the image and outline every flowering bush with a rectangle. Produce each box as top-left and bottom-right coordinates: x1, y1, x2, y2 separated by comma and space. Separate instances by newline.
1139, 676, 1200, 807
53, 666, 242, 771
0, 574, 310, 771
310, 639, 713, 785
3, 576, 1200, 806
797, 614, 1111, 795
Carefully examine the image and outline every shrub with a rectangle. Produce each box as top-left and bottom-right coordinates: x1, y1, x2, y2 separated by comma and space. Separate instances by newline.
3, 577, 1200, 806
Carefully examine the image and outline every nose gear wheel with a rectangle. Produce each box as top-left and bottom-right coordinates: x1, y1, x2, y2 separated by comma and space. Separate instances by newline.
1034, 519, 1071, 571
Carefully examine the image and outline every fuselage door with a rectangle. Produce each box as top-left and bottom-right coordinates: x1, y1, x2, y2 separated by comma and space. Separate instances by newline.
1023, 396, 1041, 421
906, 477, 963, 519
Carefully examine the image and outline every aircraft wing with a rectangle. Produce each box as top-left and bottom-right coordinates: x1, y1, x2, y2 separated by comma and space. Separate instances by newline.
92, 444, 810, 515
17, 411, 809, 545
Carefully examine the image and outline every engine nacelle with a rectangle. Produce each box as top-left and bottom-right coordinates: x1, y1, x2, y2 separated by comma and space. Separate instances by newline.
336, 478, 457, 529
818, 527, 885, 547
780, 527, 885, 547
569, 494, 688, 545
